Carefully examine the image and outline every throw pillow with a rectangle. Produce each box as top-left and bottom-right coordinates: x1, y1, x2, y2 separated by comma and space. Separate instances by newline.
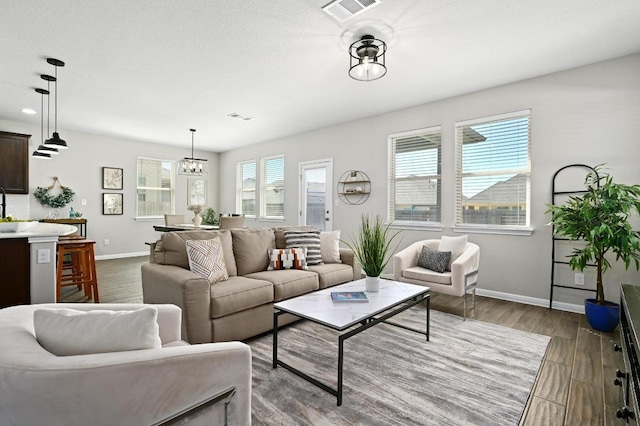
267, 247, 308, 270
417, 246, 451, 273
34, 307, 162, 356
186, 237, 229, 283
231, 228, 275, 275
438, 235, 468, 271
284, 230, 323, 265
320, 230, 342, 263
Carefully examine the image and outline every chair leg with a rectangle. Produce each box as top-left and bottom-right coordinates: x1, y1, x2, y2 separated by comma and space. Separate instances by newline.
463, 292, 467, 321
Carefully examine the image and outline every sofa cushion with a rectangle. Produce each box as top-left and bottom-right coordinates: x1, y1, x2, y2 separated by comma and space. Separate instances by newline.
186, 238, 229, 283
274, 226, 318, 249
245, 270, 319, 302
403, 266, 452, 285
154, 230, 237, 277
210, 276, 274, 318
267, 247, 308, 270
34, 307, 162, 356
231, 228, 275, 275
284, 230, 322, 265
320, 230, 342, 263
438, 235, 468, 271
417, 246, 451, 273
307, 263, 354, 289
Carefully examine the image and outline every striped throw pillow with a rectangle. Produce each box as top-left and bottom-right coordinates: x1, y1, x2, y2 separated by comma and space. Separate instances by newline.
284, 230, 323, 265
267, 247, 308, 270
185, 238, 229, 283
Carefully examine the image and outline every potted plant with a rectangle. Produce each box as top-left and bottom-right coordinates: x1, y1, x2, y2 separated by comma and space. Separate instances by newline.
546, 165, 640, 332
201, 208, 219, 226
187, 204, 204, 226
343, 214, 402, 292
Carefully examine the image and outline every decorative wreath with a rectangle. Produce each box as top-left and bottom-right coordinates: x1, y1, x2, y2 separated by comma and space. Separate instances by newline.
34, 177, 75, 208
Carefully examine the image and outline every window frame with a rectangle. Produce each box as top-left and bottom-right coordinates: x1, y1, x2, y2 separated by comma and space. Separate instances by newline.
135, 156, 175, 220
453, 109, 533, 236
235, 159, 257, 219
259, 154, 285, 221
387, 125, 444, 230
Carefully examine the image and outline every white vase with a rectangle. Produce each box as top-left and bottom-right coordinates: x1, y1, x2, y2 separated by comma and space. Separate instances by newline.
365, 275, 380, 292
192, 214, 202, 226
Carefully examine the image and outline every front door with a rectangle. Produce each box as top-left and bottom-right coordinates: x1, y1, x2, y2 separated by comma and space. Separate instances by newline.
299, 159, 333, 231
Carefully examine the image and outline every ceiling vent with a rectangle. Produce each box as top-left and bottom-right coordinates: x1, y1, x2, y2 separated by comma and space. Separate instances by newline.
322, 0, 382, 23
227, 112, 254, 121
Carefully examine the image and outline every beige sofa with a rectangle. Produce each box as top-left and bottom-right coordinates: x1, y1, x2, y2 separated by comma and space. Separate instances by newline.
142, 226, 360, 343
0, 303, 251, 426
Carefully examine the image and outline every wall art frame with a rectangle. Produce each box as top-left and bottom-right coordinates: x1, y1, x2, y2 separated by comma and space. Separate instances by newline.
102, 167, 123, 190
103, 193, 123, 215
188, 178, 207, 206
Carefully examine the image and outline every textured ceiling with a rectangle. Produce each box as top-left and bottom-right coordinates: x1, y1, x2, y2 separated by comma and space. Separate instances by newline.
1, 0, 640, 152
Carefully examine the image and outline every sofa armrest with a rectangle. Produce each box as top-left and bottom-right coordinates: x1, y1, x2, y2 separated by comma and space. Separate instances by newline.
1, 342, 252, 426
339, 248, 361, 281
142, 263, 212, 344
450, 243, 480, 290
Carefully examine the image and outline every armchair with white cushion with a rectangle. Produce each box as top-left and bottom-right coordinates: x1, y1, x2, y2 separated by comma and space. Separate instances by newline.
0, 303, 251, 426
392, 236, 479, 320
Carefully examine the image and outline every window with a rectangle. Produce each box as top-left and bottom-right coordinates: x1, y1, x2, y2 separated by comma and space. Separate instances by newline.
388, 126, 442, 225
136, 157, 175, 217
236, 160, 257, 217
454, 110, 531, 229
260, 155, 285, 219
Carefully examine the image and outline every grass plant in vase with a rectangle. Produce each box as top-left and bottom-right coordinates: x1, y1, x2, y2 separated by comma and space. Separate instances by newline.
546, 165, 640, 331
187, 204, 204, 227
344, 214, 402, 292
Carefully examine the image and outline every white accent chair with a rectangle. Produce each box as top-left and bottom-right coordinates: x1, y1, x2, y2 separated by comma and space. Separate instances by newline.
392, 239, 479, 319
0, 303, 252, 426
164, 214, 185, 225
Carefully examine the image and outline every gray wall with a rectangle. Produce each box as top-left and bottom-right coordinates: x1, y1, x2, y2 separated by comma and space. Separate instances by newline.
218, 53, 640, 310
0, 120, 219, 258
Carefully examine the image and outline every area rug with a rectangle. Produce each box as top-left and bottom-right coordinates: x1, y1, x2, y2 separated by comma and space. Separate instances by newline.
248, 307, 550, 426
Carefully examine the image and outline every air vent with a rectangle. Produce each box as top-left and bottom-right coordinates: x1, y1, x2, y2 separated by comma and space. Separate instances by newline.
227, 112, 254, 121
322, 0, 382, 23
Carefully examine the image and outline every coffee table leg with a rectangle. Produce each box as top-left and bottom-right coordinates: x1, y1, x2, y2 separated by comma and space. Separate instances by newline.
338, 335, 345, 406
426, 296, 430, 341
273, 311, 279, 369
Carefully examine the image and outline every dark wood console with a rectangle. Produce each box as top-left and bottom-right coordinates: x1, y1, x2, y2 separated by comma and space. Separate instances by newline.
617, 284, 640, 424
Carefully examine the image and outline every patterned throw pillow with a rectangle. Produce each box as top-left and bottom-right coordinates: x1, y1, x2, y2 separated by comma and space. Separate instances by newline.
284, 230, 323, 265
267, 247, 308, 270
417, 246, 451, 273
185, 238, 229, 283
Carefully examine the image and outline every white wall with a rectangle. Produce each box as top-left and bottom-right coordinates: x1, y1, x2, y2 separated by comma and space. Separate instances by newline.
218, 53, 640, 307
0, 120, 219, 258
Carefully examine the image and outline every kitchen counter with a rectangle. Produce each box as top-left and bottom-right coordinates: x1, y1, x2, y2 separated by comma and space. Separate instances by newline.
0, 222, 77, 239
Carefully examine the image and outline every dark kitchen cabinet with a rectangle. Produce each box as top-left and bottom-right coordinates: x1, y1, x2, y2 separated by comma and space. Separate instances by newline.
0, 131, 30, 194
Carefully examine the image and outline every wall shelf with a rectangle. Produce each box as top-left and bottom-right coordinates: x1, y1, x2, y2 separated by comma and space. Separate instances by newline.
337, 170, 370, 205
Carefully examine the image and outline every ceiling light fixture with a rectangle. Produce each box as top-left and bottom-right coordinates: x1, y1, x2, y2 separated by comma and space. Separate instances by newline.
177, 129, 208, 176
348, 35, 387, 82
21, 108, 37, 115
32, 88, 53, 160
43, 58, 68, 150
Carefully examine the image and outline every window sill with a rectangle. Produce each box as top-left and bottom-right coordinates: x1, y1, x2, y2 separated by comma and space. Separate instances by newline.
134, 216, 163, 222
389, 222, 444, 232
257, 217, 285, 223
451, 225, 534, 236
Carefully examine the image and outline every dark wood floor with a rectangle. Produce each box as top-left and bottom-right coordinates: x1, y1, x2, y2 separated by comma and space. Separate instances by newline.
67, 257, 620, 425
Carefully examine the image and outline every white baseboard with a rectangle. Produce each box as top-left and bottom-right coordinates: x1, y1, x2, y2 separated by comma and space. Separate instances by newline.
476, 288, 585, 314
95, 251, 148, 261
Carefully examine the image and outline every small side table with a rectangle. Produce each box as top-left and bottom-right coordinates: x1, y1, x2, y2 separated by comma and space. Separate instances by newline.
41, 218, 87, 237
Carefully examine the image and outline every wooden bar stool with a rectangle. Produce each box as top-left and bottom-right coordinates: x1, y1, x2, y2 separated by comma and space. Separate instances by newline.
56, 239, 99, 303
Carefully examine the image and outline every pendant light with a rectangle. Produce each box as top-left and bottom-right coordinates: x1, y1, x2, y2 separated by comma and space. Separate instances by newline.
177, 129, 209, 176
348, 35, 387, 82
32, 88, 53, 160
43, 58, 68, 150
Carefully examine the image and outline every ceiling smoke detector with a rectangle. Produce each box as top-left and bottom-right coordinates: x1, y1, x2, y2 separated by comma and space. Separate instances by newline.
322, 0, 382, 23
227, 112, 254, 121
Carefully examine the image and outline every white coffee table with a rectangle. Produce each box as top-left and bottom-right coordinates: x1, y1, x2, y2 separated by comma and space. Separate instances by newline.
272, 278, 430, 406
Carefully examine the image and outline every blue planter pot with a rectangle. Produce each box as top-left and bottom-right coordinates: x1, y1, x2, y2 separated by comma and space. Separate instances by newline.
584, 298, 620, 332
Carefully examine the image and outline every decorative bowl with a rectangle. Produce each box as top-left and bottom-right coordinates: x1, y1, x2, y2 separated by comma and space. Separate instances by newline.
0, 221, 39, 233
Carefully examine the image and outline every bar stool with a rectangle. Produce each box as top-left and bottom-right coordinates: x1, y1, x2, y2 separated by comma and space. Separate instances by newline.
56, 239, 99, 303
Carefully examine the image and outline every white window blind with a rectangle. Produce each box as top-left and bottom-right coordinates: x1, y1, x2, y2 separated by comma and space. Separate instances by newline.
136, 157, 175, 217
454, 110, 531, 227
236, 160, 256, 217
388, 126, 442, 224
260, 155, 285, 219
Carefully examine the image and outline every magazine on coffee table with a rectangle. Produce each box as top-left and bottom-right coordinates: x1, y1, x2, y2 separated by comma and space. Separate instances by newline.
330, 291, 369, 302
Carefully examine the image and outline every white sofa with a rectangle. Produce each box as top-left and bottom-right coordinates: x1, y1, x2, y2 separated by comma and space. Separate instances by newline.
0, 303, 251, 426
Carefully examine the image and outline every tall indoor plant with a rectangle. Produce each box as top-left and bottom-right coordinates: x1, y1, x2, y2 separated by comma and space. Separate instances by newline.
343, 214, 402, 292
546, 165, 640, 331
